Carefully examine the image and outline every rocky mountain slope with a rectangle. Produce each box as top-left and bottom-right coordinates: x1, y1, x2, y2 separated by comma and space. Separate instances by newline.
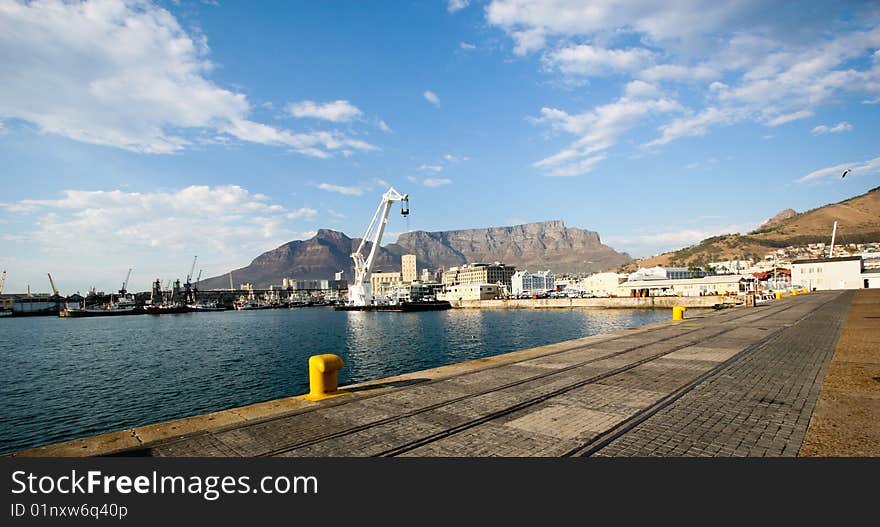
636, 186, 880, 268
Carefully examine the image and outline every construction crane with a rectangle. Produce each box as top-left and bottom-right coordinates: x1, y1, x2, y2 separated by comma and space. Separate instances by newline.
47, 273, 60, 296
0, 270, 6, 295
347, 187, 409, 306
120, 268, 132, 295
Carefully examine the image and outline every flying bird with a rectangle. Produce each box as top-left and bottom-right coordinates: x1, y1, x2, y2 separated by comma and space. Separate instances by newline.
842, 168, 851, 178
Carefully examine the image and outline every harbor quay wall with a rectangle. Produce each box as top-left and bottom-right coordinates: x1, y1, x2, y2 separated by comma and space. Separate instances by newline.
452, 295, 733, 309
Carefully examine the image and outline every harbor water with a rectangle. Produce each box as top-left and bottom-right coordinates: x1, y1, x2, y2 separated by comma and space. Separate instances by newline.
0, 307, 673, 454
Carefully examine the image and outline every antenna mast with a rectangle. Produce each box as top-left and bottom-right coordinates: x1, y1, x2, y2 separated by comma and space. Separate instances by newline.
829, 221, 838, 258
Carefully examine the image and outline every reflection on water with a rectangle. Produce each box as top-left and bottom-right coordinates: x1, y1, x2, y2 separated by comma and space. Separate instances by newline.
0, 307, 669, 453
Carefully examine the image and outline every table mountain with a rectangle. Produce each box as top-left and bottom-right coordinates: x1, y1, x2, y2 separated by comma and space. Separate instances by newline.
199, 220, 632, 288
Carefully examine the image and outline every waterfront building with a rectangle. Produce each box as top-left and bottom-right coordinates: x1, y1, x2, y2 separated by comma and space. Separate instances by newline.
665, 267, 716, 279
370, 271, 402, 295
402, 254, 417, 283
438, 283, 503, 301
289, 279, 347, 291
420, 268, 431, 282
442, 263, 516, 288
791, 256, 879, 290
618, 275, 755, 297
580, 272, 627, 297
511, 270, 555, 295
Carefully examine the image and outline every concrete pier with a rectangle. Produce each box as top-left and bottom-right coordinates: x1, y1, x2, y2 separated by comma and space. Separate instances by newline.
10, 290, 877, 457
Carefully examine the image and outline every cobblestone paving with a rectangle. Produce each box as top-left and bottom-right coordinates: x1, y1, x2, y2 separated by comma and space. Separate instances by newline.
97, 291, 847, 458
592, 291, 853, 457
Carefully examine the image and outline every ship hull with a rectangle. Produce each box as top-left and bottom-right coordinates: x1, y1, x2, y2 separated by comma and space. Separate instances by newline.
335, 301, 452, 312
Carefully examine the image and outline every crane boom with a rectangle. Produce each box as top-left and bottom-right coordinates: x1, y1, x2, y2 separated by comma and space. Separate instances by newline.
187, 256, 198, 284
347, 187, 409, 306
47, 273, 60, 296
121, 268, 132, 294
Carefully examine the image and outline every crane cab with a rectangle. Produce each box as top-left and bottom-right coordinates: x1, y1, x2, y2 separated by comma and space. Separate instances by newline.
401, 197, 410, 217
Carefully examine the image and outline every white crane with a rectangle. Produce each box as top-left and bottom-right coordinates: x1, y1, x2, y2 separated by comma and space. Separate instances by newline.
187, 256, 198, 285
120, 268, 133, 295
347, 187, 409, 306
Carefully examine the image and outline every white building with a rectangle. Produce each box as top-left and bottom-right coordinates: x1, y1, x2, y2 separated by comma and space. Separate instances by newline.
618, 275, 755, 297
511, 270, 555, 295
791, 256, 878, 290
438, 283, 503, 301
402, 254, 417, 283
579, 272, 627, 297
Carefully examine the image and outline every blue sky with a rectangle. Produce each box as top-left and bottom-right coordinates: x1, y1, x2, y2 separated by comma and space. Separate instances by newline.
1, 0, 879, 293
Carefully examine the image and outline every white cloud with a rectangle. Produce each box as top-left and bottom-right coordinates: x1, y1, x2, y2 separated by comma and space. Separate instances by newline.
377, 120, 392, 133
796, 156, 880, 184
811, 122, 853, 135
624, 80, 660, 98
448, 0, 470, 13
533, 96, 682, 175
423, 90, 441, 107
510, 28, 546, 56
316, 183, 367, 196
544, 44, 654, 77
1, 185, 315, 290
419, 164, 444, 172
460, 42, 476, 50
605, 222, 758, 258
286, 100, 364, 122
423, 178, 452, 187
639, 64, 719, 82
487, 1, 880, 151
486, 0, 757, 54
285, 208, 318, 220
765, 110, 814, 127
0, 0, 375, 158
443, 154, 469, 162
645, 107, 739, 147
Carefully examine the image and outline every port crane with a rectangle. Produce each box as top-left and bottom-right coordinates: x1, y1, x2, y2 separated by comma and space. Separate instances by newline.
47, 273, 60, 296
184, 256, 198, 303
119, 268, 132, 295
347, 187, 409, 306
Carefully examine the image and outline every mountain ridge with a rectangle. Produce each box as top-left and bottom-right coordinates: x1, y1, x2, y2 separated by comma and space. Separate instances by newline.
634, 186, 880, 268
198, 220, 632, 288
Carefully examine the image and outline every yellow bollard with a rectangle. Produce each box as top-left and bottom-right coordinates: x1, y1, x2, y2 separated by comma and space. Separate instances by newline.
792, 289, 799, 296
304, 354, 347, 401
672, 306, 686, 321
774, 292, 783, 300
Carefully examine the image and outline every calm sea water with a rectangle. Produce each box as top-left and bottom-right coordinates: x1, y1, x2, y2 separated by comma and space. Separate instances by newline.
0, 307, 672, 454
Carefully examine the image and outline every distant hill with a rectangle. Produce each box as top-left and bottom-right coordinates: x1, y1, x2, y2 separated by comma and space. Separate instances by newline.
199, 220, 632, 288
635, 186, 880, 268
